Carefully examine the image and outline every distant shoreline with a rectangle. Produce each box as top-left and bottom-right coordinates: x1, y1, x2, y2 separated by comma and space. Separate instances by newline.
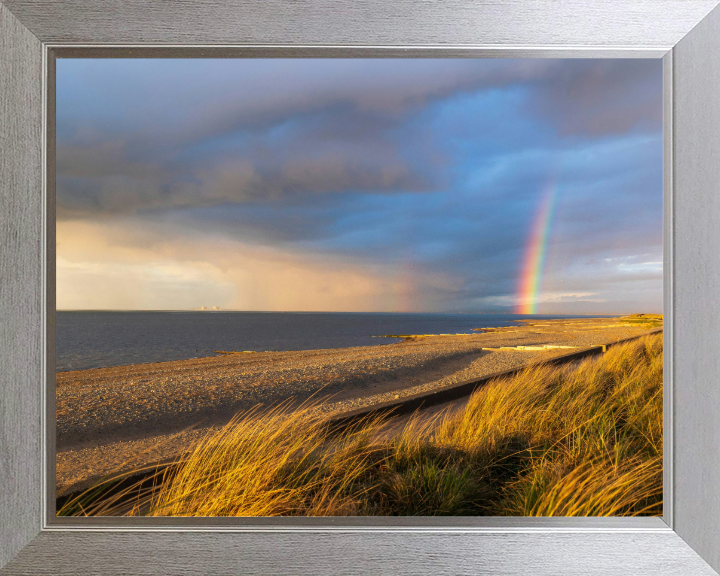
55, 311, 621, 372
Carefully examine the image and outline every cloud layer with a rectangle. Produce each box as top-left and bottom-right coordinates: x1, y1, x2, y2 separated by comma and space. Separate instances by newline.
56, 58, 663, 313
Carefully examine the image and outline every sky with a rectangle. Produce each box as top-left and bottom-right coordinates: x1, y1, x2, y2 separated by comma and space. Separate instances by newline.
55, 58, 663, 314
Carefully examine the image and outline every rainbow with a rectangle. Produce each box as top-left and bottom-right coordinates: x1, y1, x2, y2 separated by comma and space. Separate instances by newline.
516, 179, 558, 314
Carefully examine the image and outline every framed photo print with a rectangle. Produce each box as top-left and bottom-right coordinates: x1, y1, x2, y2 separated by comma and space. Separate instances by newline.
1, 1, 720, 574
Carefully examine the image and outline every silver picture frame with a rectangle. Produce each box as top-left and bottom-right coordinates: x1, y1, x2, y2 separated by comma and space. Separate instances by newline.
1, 1, 720, 573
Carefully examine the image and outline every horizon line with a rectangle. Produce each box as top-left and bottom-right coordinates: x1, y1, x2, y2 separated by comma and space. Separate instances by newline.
55, 309, 648, 316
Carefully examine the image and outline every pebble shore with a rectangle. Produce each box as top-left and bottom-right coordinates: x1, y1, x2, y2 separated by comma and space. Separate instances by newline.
56, 317, 658, 494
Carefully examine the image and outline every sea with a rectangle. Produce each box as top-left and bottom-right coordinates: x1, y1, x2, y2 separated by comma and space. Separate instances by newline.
55, 311, 597, 372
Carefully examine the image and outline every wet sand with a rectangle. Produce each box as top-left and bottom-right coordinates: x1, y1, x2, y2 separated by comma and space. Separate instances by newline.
56, 316, 660, 495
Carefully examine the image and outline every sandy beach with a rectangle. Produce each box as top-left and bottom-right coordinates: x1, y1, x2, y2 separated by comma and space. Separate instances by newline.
56, 316, 660, 495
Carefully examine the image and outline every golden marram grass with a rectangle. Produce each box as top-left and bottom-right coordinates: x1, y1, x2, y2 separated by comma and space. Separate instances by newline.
59, 333, 662, 517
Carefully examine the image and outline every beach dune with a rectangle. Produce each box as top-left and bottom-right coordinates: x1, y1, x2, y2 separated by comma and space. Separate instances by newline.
56, 316, 660, 494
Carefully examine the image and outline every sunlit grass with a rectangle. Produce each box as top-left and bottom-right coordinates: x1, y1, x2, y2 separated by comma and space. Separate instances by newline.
58, 333, 662, 517
619, 313, 664, 329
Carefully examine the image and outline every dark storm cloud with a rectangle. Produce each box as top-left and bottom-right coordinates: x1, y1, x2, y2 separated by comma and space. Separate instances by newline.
56, 132, 430, 218
529, 59, 662, 136
56, 59, 661, 218
56, 58, 663, 312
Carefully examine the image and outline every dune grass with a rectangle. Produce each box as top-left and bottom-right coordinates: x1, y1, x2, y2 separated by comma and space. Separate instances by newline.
58, 332, 662, 517
619, 314, 664, 329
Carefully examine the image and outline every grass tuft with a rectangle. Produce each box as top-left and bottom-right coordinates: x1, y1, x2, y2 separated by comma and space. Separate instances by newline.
59, 333, 662, 517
